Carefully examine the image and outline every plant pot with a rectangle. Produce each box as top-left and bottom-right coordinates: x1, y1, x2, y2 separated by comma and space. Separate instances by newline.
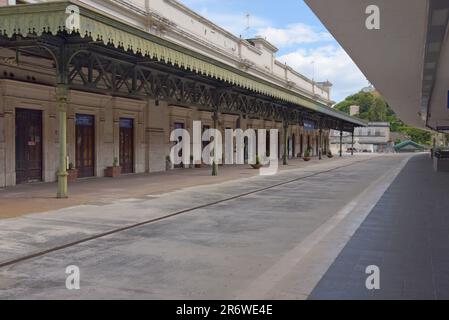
251, 164, 263, 169
67, 169, 78, 182
105, 166, 121, 178
303, 157, 311, 162
195, 162, 202, 168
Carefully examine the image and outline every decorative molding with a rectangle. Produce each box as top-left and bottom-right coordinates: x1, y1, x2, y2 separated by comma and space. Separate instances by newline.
238, 59, 255, 71
0, 57, 17, 66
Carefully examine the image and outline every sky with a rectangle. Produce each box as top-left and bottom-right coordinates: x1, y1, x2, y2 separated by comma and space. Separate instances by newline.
179, 0, 368, 103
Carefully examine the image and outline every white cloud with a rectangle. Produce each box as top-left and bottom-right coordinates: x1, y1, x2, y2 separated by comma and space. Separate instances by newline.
257, 23, 332, 47
278, 45, 368, 102
179, 0, 365, 102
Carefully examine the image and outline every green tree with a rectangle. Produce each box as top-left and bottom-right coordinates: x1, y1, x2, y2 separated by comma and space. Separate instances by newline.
334, 90, 432, 146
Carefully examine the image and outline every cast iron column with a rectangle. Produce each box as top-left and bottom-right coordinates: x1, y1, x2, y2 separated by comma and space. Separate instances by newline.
283, 122, 288, 165
319, 126, 323, 160
212, 110, 219, 176
351, 128, 355, 156
56, 84, 68, 198
56, 43, 69, 199
339, 127, 343, 157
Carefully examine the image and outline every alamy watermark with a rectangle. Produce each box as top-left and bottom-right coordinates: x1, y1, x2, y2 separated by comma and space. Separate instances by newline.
170, 121, 280, 176
65, 265, 80, 290
365, 5, 380, 30
65, 5, 80, 31
365, 265, 380, 290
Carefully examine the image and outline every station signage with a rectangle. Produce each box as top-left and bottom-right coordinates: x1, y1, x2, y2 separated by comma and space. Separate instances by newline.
304, 121, 315, 132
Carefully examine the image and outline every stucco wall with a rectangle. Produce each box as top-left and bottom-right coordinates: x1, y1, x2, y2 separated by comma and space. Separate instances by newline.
0, 79, 326, 187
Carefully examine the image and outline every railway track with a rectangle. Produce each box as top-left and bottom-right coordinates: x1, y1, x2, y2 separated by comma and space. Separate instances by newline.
0, 157, 375, 269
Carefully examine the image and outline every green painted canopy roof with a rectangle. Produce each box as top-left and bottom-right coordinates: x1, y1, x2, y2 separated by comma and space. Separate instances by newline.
394, 140, 427, 151
0, 0, 366, 127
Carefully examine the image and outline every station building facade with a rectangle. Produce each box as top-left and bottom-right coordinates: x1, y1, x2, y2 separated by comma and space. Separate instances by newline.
0, 0, 363, 191
0, 79, 328, 186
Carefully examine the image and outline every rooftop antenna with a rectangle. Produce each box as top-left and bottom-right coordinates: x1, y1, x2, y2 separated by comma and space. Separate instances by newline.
243, 13, 250, 38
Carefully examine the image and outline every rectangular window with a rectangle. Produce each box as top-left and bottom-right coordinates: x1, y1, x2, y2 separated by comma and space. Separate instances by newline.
76, 114, 94, 126
120, 118, 134, 129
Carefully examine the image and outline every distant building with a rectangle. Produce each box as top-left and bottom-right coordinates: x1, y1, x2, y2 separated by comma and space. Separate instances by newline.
350, 105, 360, 117
330, 122, 393, 153
394, 140, 427, 153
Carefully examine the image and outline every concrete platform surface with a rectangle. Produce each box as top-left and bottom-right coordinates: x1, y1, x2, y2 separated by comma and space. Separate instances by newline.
0, 154, 413, 299
310, 154, 449, 300
0, 156, 354, 219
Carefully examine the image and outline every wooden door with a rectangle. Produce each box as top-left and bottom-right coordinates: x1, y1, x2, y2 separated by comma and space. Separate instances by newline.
266, 131, 270, 157
76, 114, 95, 178
15, 108, 42, 184
120, 118, 134, 174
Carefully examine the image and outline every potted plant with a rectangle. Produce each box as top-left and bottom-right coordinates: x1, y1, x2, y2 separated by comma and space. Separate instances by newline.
327, 150, 334, 158
67, 163, 78, 182
303, 148, 312, 162
251, 155, 263, 169
105, 157, 121, 178
166, 155, 172, 171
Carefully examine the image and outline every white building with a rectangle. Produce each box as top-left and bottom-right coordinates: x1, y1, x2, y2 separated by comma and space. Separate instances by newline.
330, 122, 393, 153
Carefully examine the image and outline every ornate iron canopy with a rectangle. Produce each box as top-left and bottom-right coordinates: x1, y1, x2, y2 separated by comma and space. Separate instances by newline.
0, 0, 366, 130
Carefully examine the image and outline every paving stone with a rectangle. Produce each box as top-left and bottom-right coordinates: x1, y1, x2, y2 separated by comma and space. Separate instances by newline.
310, 154, 449, 300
